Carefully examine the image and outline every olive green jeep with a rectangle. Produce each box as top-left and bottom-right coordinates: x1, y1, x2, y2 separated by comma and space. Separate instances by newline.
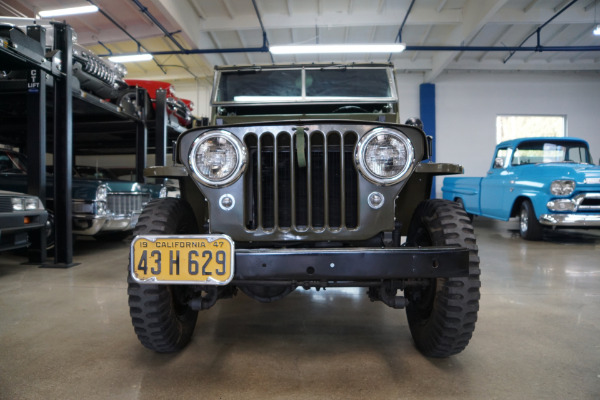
128, 63, 480, 358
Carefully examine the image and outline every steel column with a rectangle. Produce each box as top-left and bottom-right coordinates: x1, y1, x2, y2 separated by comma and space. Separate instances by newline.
51, 23, 74, 267
155, 89, 167, 166
135, 87, 147, 183
25, 25, 47, 263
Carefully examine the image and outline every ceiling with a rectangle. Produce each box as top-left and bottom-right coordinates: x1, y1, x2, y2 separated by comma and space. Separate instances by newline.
1, 0, 599, 83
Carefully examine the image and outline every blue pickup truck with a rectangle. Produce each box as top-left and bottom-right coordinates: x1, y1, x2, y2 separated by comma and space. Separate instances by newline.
442, 137, 600, 240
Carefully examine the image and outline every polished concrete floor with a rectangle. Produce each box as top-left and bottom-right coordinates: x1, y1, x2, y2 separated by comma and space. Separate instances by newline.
1, 218, 599, 399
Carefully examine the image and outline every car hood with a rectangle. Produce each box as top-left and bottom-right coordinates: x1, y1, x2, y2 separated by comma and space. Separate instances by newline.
519, 163, 600, 185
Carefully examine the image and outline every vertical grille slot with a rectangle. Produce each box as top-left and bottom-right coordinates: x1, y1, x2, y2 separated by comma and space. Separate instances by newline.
244, 128, 359, 233
277, 133, 292, 228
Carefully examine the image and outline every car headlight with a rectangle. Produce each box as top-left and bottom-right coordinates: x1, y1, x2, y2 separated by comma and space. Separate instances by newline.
189, 130, 247, 187
11, 196, 44, 211
159, 186, 168, 198
96, 185, 108, 202
355, 127, 415, 185
550, 180, 575, 196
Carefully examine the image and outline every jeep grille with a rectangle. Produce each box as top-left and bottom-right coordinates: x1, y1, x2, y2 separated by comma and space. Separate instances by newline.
244, 130, 359, 232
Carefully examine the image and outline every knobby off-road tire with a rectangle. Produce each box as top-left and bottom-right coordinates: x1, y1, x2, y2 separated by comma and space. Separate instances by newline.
127, 198, 199, 352
405, 199, 481, 358
519, 199, 543, 241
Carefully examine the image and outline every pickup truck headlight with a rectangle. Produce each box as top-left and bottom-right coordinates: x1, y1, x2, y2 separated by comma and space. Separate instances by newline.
355, 127, 414, 185
550, 180, 575, 196
189, 130, 247, 187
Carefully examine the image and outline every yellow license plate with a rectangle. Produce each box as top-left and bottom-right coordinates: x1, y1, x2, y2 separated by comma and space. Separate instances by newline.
130, 235, 234, 285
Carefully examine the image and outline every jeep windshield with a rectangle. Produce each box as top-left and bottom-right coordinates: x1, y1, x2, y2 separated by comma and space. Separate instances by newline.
213, 65, 396, 105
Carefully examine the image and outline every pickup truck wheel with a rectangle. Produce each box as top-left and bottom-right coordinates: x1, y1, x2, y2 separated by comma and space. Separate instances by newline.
127, 198, 199, 352
405, 199, 481, 358
519, 200, 543, 241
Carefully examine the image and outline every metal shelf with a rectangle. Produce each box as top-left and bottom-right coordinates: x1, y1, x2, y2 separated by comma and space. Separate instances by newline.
0, 22, 174, 266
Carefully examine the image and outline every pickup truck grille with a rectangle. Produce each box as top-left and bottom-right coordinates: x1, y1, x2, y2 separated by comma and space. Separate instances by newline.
578, 193, 600, 211
107, 193, 150, 216
244, 130, 359, 232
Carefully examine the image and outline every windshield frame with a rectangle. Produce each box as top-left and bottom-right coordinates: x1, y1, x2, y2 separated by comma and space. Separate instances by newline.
211, 64, 398, 106
510, 139, 593, 166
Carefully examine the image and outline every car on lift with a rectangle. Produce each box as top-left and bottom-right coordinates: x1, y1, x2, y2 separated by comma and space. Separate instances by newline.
117, 79, 195, 128
0, 23, 129, 100
0, 146, 167, 245
0, 189, 47, 252
128, 63, 481, 358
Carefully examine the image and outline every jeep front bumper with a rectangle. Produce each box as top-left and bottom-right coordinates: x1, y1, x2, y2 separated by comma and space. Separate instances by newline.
232, 246, 469, 283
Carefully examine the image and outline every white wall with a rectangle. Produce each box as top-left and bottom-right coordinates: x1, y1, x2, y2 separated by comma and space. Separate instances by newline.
435, 72, 600, 173
433, 71, 600, 197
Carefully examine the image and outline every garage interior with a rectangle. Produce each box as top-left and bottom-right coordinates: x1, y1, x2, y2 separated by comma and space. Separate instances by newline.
1, 0, 599, 399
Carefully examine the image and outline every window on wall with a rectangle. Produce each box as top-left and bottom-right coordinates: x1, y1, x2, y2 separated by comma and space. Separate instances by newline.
496, 115, 566, 143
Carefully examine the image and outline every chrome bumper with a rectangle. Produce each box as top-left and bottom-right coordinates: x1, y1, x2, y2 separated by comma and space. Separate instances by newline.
539, 214, 600, 227
73, 212, 141, 235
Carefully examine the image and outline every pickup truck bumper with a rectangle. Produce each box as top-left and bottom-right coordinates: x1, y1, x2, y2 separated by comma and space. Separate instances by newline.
540, 214, 600, 227
232, 246, 470, 283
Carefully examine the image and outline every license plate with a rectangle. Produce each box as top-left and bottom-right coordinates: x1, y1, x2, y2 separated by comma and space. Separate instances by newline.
130, 235, 234, 285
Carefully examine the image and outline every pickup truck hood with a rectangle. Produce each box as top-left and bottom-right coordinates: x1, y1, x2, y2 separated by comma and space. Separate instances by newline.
519, 163, 600, 185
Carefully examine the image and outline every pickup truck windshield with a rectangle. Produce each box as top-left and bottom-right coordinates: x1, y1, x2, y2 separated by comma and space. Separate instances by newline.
214, 67, 393, 103
512, 140, 592, 166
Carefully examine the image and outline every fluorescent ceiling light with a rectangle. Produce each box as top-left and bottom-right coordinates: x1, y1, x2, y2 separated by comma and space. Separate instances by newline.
270, 43, 406, 55
38, 5, 98, 18
594, 24, 600, 36
108, 53, 153, 63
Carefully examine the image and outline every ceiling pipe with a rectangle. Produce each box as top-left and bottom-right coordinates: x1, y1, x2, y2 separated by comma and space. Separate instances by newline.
85, 0, 166, 74
129, 0, 187, 52
251, 0, 274, 63
503, 0, 580, 63
99, 43, 600, 59
388, 0, 416, 61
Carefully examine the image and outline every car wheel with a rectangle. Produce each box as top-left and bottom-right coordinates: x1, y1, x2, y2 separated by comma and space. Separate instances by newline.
127, 198, 199, 352
404, 199, 481, 358
45, 211, 55, 251
117, 88, 153, 120
519, 200, 543, 241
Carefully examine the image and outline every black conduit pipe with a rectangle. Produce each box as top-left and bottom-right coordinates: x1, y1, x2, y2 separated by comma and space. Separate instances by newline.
86, 0, 166, 73
388, 0, 416, 61
503, 0, 580, 63
130, 0, 187, 52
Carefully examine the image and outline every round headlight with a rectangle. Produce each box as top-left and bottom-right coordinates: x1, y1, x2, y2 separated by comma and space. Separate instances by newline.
550, 180, 575, 196
189, 130, 247, 187
355, 127, 415, 185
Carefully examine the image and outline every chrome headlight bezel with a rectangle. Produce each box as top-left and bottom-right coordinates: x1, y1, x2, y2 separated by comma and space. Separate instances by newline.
189, 130, 247, 188
355, 127, 415, 186
550, 180, 575, 196
96, 185, 108, 202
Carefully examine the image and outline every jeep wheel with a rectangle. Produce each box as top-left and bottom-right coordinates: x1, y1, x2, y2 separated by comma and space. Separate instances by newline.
405, 199, 481, 358
127, 198, 199, 352
519, 199, 543, 241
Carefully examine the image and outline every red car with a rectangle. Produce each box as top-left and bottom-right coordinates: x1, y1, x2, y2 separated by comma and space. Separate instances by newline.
119, 79, 195, 128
